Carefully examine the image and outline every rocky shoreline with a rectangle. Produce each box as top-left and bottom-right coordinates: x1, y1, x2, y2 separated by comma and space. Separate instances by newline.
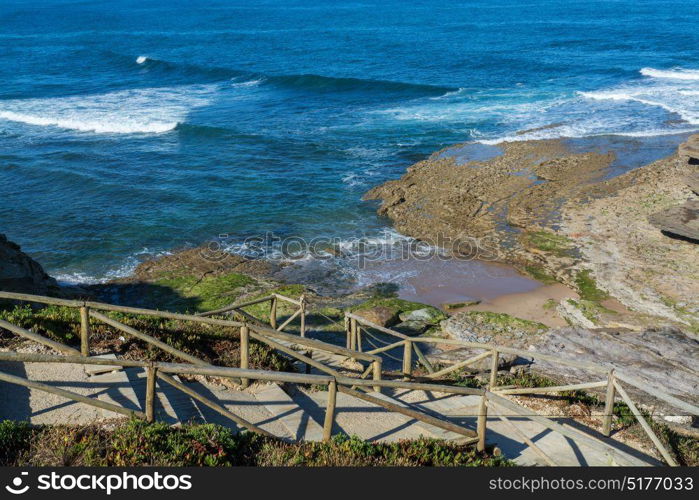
365, 134, 699, 336
1, 135, 697, 433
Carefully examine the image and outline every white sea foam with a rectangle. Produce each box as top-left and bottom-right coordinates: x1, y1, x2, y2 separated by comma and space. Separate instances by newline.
640, 67, 699, 80
0, 85, 215, 134
53, 248, 172, 285
136, 55, 148, 64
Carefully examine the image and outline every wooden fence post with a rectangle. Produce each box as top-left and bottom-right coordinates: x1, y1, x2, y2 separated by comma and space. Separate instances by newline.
300, 294, 306, 337
402, 339, 412, 379
269, 297, 277, 329
240, 324, 250, 388
489, 349, 499, 390
323, 379, 337, 442
477, 392, 488, 452
372, 359, 382, 393
80, 305, 90, 357
146, 365, 157, 423
602, 369, 616, 437
344, 316, 350, 349
350, 318, 357, 361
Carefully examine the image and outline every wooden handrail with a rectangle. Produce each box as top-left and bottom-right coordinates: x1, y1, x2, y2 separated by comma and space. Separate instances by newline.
90, 311, 210, 366
0, 319, 81, 356
2, 290, 697, 464
197, 295, 275, 317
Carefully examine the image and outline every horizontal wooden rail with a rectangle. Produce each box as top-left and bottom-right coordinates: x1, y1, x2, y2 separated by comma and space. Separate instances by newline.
273, 293, 302, 306
0, 351, 336, 386
425, 350, 493, 379
411, 337, 607, 373
0, 369, 145, 419
0, 319, 81, 356
251, 323, 379, 363
90, 311, 209, 367
248, 332, 341, 378
494, 380, 608, 395
197, 295, 274, 317
345, 312, 434, 372
365, 340, 405, 355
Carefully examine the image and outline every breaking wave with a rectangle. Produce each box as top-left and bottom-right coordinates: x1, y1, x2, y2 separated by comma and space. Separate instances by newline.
0, 85, 215, 134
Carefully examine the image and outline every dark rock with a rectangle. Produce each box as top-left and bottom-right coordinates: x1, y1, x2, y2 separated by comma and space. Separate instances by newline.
0, 234, 59, 295
393, 320, 430, 336
648, 199, 699, 242
353, 306, 399, 327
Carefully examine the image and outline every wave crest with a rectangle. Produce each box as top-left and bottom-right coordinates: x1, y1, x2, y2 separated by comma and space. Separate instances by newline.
640, 67, 699, 80
0, 85, 214, 134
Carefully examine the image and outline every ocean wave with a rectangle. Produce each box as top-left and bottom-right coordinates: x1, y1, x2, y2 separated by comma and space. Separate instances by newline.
640, 67, 699, 80
121, 54, 455, 97
264, 73, 456, 96
0, 85, 215, 134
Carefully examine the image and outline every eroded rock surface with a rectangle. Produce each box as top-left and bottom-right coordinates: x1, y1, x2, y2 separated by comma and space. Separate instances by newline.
0, 234, 58, 295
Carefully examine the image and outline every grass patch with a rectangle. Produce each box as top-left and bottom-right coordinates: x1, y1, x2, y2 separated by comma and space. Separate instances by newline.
153, 272, 256, 312
574, 270, 608, 302
1, 420, 512, 467
523, 265, 558, 284
522, 230, 573, 257
459, 311, 547, 332
566, 299, 616, 324
543, 299, 558, 311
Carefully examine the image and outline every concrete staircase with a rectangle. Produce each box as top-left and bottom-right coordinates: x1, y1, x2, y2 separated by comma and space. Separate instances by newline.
0, 356, 662, 466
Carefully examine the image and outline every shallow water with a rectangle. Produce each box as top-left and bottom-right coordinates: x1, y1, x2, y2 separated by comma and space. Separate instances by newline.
1, 0, 698, 296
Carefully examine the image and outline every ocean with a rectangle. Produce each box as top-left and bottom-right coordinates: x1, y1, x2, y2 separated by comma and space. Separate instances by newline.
1, 0, 698, 298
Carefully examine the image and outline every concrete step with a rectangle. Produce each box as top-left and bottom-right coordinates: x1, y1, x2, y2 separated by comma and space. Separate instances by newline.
368, 391, 468, 440
183, 380, 294, 440
92, 367, 203, 424
253, 383, 325, 441
83, 353, 122, 376
294, 387, 447, 442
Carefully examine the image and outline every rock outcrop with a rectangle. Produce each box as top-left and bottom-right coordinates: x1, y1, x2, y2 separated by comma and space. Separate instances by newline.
0, 234, 58, 295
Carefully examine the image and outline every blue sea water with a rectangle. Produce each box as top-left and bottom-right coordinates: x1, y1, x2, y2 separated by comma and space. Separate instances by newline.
1, 0, 698, 290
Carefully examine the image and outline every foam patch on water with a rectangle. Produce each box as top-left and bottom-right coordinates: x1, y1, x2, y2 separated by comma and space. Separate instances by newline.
0, 85, 216, 134
640, 67, 699, 81
53, 248, 172, 285
371, 67, 699, 144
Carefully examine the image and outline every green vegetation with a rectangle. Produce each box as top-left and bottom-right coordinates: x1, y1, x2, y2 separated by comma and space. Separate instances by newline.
0, 304, 291, 372
153, 272, 256, 312
566, 299, 616, 324
459, 311, 547, 333
542, 299, 558, 311
523, 264, 558, 284
351, 297, 447, 323
522, 230, 573, 257
0, 420, 512, 467
574, 270, 609, 302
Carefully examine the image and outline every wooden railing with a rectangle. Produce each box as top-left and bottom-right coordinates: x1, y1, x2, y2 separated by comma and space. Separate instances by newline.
0, 291, 468, 444
344, 312, 699, 466
1, 291, 697, 465
198, 293, 307, 336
